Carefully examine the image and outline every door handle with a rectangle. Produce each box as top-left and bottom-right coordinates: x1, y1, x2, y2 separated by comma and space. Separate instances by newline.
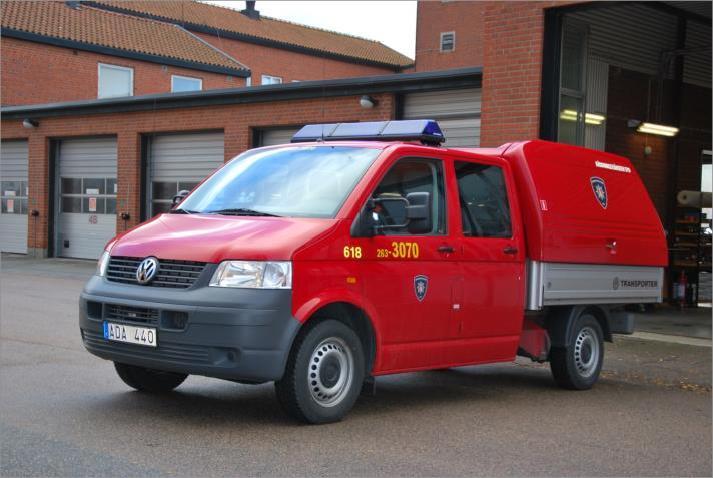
503, 246, 518, 255
438, 245, 455, 254
606, 240, 617, 254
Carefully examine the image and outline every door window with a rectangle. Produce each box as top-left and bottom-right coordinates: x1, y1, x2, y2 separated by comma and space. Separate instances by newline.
152, 181, 199, 215
455, 161, 512, 237
372, 158, 446, 235
0, 180, 28, 214
60, 177, 117, 214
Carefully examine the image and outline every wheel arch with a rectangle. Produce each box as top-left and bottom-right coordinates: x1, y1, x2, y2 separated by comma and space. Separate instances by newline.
545, 305, 613, 348
295, 301, 378, 374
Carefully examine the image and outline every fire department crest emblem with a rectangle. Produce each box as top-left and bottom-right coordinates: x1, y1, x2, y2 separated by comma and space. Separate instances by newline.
414, 275, 428, 302
590, 176, 608, 209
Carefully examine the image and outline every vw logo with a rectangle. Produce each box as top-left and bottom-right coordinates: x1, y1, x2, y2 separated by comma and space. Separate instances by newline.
136, 257, 159, 285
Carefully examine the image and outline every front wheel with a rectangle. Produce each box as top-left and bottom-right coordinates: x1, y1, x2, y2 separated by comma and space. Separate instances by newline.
114, 362, 187, 393
549, 313, 604, 390
275, 320, 365, 424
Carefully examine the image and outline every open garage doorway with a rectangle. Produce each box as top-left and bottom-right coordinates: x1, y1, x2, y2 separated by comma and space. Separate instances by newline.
540, 1, 711, 338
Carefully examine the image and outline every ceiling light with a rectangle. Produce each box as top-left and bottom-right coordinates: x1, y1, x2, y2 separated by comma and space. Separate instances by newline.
636, 122, 679, 137
559, 109, 605, 125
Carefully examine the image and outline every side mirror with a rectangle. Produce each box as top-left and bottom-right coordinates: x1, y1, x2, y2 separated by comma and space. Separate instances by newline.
172, 189, 190, 207
405, 192, 432, 233
350, 198, 376, 237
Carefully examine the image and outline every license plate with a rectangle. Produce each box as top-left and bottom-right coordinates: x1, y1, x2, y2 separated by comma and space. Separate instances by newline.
103, 322, 157, 347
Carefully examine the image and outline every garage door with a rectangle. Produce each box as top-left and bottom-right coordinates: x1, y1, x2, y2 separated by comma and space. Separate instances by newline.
148, 132, 224, 215
258, 127, 301, 147
1, 140, 29, 254
403, 88, 481, 147
57, 137, 117, 260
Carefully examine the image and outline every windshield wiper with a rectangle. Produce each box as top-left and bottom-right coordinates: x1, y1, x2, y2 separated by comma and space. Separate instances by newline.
169, 208, 199, 214
205, 208, 281, 217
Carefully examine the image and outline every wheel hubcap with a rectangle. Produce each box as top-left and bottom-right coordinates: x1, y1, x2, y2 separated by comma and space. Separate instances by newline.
307, 337, 353, 407
574, 326, 600, 378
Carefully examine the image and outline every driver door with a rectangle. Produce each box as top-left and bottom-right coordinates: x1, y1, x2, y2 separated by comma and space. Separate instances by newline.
359, 157, 461, 373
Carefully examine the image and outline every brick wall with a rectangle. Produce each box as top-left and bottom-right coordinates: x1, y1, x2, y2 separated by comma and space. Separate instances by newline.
413, 1, 484, 72
0, 38, 245, 106
605, 67, 712, 227
0, 93, 394, 254
480, 2, 564, 147
193, 33, 396, 85
604, 69, 671, 221
1, 33, 399, 106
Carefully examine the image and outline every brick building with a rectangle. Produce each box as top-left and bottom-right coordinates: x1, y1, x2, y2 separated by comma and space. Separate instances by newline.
0, 1, 412, 106
1, 0, 711, 303
413, 1, 711, 301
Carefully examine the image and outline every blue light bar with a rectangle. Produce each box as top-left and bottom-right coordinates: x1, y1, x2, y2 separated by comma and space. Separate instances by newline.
291, 120, 445, 145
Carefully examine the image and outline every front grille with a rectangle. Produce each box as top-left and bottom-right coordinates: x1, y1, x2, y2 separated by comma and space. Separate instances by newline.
106, 256, 205, 288
82, 330, 211, 365
106, 304, 159, 327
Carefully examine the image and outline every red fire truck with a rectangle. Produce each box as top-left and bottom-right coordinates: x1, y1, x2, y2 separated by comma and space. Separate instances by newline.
80, 120, 667, 423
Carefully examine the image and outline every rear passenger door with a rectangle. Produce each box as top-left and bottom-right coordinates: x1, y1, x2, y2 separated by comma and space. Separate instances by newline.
453, 158, 525, 358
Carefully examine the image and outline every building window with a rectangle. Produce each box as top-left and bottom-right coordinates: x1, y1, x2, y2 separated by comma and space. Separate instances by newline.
261, 74, 283, 85
557, 19, 588, 146
171, 75, 202, 92
440, 32, 455, 52
98, 63, 133, 98
246, 76, 252, 87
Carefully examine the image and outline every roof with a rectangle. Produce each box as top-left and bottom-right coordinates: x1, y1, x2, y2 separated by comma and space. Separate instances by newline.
0, 67, 482, 119
89, 0, 414, 69
0, 1, 249, 76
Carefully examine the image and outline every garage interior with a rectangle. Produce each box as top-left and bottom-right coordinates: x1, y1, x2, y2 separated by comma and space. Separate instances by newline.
542, 2, 712, 326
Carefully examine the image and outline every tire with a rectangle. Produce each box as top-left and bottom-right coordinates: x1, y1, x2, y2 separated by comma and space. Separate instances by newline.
114, 362, 188, 393
275, 319, 365, 424
549, 313, 604, 390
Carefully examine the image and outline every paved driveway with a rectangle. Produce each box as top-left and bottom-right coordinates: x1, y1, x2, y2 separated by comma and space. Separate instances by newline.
1, 255, 711, 476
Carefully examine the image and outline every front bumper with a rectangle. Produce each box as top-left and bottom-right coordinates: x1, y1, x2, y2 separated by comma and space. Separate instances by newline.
79, 273, 300, 383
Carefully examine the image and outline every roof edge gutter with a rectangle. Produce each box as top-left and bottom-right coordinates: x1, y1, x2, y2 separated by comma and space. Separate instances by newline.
1, 67, 482, 119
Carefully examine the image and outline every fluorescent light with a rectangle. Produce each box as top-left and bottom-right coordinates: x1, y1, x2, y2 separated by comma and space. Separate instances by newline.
559, 109, 605, 125
636, 122, 679, 137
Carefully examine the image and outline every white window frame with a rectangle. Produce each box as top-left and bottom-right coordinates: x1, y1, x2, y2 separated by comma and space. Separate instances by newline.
440, 31, 456, 52
97, 63, 134, 99
171, 74, 203, 92
261, 74, 283, 85
246, 76, 252, 87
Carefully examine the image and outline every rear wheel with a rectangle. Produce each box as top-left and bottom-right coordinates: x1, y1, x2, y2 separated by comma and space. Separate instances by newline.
549, 313, 604, 390
275, 319, 365, 424
114, 362, 187, 393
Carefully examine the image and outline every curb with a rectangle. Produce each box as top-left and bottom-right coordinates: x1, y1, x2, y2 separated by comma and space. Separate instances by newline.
616, 331, 712, 348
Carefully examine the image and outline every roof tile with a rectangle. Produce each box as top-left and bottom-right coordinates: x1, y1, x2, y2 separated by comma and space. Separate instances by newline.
93, 0, 414, 68
0, 1, 248, 73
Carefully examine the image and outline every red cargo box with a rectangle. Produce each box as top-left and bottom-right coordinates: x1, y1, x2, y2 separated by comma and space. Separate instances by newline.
501, 140, 668, 267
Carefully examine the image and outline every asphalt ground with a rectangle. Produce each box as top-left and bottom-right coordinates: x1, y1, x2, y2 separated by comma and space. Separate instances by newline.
1, 255, 711, 477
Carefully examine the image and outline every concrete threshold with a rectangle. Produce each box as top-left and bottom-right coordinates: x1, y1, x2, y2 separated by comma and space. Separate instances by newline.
616, 331, 712, 348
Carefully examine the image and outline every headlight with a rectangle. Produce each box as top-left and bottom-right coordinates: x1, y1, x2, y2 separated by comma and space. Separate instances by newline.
209, 261, 292, 289
97, 251, 110, 277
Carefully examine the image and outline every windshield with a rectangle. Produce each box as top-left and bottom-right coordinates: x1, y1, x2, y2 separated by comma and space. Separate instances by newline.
176, 145, 382, 218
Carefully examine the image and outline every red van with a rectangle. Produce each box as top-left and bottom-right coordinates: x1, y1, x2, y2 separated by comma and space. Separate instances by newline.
79, 120, 667, 423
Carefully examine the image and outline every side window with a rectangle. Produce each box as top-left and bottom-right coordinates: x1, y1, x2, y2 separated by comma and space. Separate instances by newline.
372, 158, 446, 235
455, 161, 512, 238
98, 63, 133, 99
440, 32, 455, 52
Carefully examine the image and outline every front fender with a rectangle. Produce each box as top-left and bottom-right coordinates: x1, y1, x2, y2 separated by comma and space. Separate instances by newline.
292, 287, 383, 368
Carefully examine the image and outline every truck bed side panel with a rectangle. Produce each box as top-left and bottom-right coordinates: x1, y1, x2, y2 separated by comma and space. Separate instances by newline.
527, 261, 664, 309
